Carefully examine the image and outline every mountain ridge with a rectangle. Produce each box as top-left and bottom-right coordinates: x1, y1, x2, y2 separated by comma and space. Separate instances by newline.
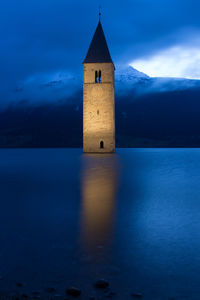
10, 65, 200, 108
1, 66, 200, 148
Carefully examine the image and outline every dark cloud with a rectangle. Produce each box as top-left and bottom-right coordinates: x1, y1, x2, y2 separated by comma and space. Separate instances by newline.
1, 0, 200, 105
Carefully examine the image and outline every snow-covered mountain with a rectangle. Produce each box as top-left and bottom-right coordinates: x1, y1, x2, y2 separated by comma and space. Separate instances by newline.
115, 66, 149, 94
2, 65, 200, 148
115, 65, 200, 97
116, 65, 149, 81
11, 65, 200, 108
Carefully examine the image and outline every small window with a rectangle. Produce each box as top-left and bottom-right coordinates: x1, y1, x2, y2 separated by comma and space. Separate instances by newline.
95, 70, 98, 83
100, 141, 104, 149
97, 110, 99, 115
99, 70, 101, 83
95, 70, 102, 83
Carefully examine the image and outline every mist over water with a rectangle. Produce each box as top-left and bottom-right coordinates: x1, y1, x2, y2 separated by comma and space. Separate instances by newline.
0, 148, 200, 299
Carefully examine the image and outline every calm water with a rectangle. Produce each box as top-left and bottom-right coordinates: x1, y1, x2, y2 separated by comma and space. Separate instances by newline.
0, 148, 200, 299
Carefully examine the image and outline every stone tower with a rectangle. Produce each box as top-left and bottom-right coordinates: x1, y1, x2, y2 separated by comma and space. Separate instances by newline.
83, 20, 115, 153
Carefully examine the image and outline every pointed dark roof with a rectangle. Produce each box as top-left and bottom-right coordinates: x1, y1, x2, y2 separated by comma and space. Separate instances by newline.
83, 21, 113, 64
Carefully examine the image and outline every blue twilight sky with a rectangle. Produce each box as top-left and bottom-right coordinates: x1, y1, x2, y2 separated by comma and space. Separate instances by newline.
1, 0, 200, 104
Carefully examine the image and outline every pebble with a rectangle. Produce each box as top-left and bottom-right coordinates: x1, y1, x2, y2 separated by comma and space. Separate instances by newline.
53, 294, 62, 299
21, 294, 29, 299
32, 291, 40, 296
16, 282, 23, 288
131, 292, 143, 298
104, 291, 116, 298
46, 287, 56, 293
95, 279, 109, 289
66, 287, 81, 297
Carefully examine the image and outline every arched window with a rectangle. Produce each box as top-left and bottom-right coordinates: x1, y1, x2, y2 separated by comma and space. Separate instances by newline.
100, 141, 104, 149
95, 70, 102, 83
95, 70, 98, 83
99, 70, 102, 83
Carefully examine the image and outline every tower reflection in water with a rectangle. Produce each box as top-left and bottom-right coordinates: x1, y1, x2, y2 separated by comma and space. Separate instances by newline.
81, 154, 120, 252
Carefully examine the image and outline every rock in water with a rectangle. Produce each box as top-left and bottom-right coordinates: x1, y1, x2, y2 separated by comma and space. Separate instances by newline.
53, 294, 62, 299
131, 292, 143, 298
66, 287, 81, 297
16, 282, 23, 288
21, 294, 29, 299
32, 291, 40, 296
46, 287, 56, 293
95, 279, 109, 289
105, 291, 116, 298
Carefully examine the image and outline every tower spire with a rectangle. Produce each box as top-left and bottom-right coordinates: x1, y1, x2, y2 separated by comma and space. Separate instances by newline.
83, 18, 113, 64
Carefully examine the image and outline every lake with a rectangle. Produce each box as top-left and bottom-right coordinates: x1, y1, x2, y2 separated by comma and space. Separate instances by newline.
0, 148, 200, 299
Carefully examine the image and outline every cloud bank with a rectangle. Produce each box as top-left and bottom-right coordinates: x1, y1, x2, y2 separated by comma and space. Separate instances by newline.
1, 0, 200, 106
131, 44, 200, 79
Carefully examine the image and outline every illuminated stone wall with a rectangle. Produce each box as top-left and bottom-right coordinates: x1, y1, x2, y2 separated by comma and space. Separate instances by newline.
83, 62, 115, 153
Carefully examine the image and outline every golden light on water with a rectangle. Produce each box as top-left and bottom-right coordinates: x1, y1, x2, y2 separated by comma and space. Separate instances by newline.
81, 154, 120, 251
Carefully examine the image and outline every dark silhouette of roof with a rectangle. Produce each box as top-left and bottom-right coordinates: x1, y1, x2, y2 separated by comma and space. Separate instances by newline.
83, 21, 113, 64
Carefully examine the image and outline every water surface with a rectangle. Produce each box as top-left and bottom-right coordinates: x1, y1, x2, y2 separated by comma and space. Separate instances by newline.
0, 148, 200, 299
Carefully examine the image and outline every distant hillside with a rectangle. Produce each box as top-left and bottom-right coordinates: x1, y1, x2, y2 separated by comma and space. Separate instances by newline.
1, 66, 200, 148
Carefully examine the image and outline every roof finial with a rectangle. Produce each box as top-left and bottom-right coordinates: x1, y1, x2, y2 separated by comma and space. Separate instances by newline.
99, 5, 101, 21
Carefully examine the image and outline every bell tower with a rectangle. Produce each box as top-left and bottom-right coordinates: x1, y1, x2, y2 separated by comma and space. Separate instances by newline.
83, 17, 115, 153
